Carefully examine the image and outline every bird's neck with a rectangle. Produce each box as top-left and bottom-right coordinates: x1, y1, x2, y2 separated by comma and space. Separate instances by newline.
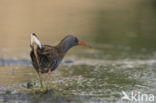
57, 40, 71, 54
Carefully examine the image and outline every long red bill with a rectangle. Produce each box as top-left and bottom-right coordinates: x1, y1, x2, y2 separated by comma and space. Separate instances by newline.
78, 41, 91, 48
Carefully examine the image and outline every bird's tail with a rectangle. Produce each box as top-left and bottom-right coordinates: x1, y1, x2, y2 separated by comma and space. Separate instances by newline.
31, 33, 42, 49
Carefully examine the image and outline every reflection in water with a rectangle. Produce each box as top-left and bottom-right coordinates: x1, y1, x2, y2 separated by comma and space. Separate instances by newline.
0, 0, 156, 103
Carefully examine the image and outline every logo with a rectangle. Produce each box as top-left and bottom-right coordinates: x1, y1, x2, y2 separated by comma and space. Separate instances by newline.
121, 91, 155, 102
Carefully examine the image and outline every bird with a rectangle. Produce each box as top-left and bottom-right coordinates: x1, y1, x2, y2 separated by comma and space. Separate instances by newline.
30, 33, 90, 88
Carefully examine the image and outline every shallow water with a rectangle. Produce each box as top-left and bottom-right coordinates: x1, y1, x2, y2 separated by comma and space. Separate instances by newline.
0, 49, 156, 103
0, 0, 156, 103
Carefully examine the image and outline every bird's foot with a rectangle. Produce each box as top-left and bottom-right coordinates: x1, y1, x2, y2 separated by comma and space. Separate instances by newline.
27, 81, 48, 93
33, 84, 48, 93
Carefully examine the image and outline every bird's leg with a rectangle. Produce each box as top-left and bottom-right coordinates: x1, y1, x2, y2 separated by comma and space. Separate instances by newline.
48, 69, 51, 81
47, 69, 51, 88
37, 71, 43, 89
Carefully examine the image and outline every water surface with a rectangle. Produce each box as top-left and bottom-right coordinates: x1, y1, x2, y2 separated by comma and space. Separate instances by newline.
0, 0, 156, 103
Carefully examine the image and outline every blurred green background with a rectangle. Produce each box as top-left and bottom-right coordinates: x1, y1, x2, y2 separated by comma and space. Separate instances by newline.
0, 0, 155, 48
0, 0, 156, 60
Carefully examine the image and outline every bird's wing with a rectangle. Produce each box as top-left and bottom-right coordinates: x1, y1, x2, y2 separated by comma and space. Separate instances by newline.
38, 45, 59, 68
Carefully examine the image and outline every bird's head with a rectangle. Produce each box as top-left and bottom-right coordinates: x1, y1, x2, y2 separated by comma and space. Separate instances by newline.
62, 35, 91, 53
